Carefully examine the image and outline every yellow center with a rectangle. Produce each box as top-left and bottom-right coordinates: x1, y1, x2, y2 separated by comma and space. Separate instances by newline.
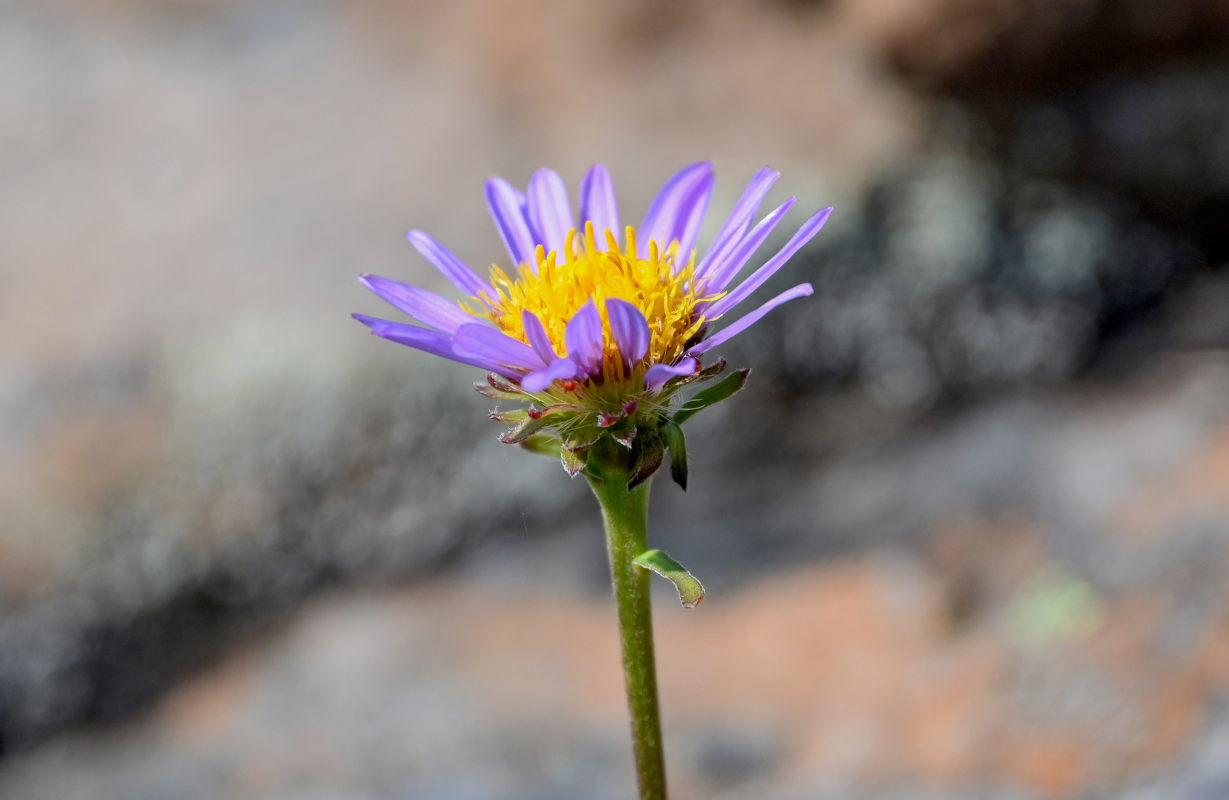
469, 223, 721, 385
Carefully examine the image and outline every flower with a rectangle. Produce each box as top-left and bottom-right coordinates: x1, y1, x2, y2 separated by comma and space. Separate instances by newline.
354, 162, 831, 484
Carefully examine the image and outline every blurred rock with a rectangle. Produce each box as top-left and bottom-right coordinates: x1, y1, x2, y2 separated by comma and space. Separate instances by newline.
0, 318, 576, 752
3, 430, 1229, 800
744, 149, 1203, 405
748, 55, 1229, 404
2, 348, 1227, 798
842, 0, 1229, 93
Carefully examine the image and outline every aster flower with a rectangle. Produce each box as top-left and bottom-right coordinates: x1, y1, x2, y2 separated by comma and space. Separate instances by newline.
353, 162, 830, 800
354, 162, 832, 487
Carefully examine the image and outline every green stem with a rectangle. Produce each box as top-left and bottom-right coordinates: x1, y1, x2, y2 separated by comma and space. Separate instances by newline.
587, 459, 667, 800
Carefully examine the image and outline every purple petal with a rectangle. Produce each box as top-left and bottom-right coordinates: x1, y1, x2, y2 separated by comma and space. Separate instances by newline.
452, 323, 546, 371
687, 283, 814, 356
705, 206, 833, 318
522, 310, 559, 364
521, 357, 579, 392
406, 230, 496, 298
672, 171, 715, 270
352, 313, 516, 377
358, 274, 473, 333
485, 177, 538, 267
579, 164, 619, 246
639, 162, 714, 257
696, 167, 779, 280
702, 198, 797, 293
563, 299, 605, 375
527, 169, 574, 257
605, 299, 650, 366
644, 358, 698, 391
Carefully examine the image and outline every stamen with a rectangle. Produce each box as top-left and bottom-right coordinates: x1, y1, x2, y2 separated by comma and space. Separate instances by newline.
477, 226, 721, 388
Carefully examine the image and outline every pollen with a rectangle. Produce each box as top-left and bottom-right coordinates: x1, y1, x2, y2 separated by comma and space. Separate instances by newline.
469, 222, 720, 383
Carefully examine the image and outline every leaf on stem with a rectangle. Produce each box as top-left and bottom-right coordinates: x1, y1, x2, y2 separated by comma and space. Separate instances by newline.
634, 549, 706, 609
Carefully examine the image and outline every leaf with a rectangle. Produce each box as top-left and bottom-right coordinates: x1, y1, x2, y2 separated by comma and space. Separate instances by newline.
627, 426, 664, 490
672, 368, 750, 425
519, 435, 561, 459
634, 549, 706, 609
659, 418, 688, 491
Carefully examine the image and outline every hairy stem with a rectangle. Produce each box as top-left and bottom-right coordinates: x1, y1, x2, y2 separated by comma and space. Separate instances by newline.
587, 462, 667, 800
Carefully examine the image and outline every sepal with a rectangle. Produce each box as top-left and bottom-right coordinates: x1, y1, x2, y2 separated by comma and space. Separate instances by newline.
695, 357, 728, 381
673, 368, 750, 425
528, 403, 576, 420
627, 426, 664, 490
560, 446, 588, 477
498, 413, 554, 444
668, 357, 726, 390
485, 373, 527, 398
519, 435, 561, 458
475, 380, 523, 401
612, 424, 637, 449
564, 428, 602, 452
659, 418, 688, 491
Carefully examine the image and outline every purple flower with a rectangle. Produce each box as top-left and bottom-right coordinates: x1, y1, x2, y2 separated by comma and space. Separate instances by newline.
355, 163, 830, 477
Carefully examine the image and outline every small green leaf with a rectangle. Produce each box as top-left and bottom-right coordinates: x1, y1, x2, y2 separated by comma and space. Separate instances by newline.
659, 418, 688, 491
634, 549, 706, 609
672, 368, 750, 425
627, 426, 664, 490
519, 435, 561, 458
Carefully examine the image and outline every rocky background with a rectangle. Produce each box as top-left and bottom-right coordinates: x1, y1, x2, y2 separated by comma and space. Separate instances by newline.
2, 1, 1229, 798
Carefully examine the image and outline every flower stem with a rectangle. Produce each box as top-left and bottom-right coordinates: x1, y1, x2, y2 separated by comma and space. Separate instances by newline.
587, 463, 667, 800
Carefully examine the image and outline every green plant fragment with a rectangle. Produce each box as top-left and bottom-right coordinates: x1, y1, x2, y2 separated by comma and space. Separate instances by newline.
633, 549, 706, 609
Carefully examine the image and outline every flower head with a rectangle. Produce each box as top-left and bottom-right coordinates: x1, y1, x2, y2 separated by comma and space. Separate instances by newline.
355, 162, 831, 486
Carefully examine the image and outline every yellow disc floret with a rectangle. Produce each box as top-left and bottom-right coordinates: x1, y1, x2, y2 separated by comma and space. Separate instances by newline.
468, 222, 721, 385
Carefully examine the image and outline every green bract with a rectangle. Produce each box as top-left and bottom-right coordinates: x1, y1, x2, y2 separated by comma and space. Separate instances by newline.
490, 359, 749, 491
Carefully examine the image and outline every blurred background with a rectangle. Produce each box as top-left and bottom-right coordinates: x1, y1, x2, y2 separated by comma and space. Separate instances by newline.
3, 0, 1229, 798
